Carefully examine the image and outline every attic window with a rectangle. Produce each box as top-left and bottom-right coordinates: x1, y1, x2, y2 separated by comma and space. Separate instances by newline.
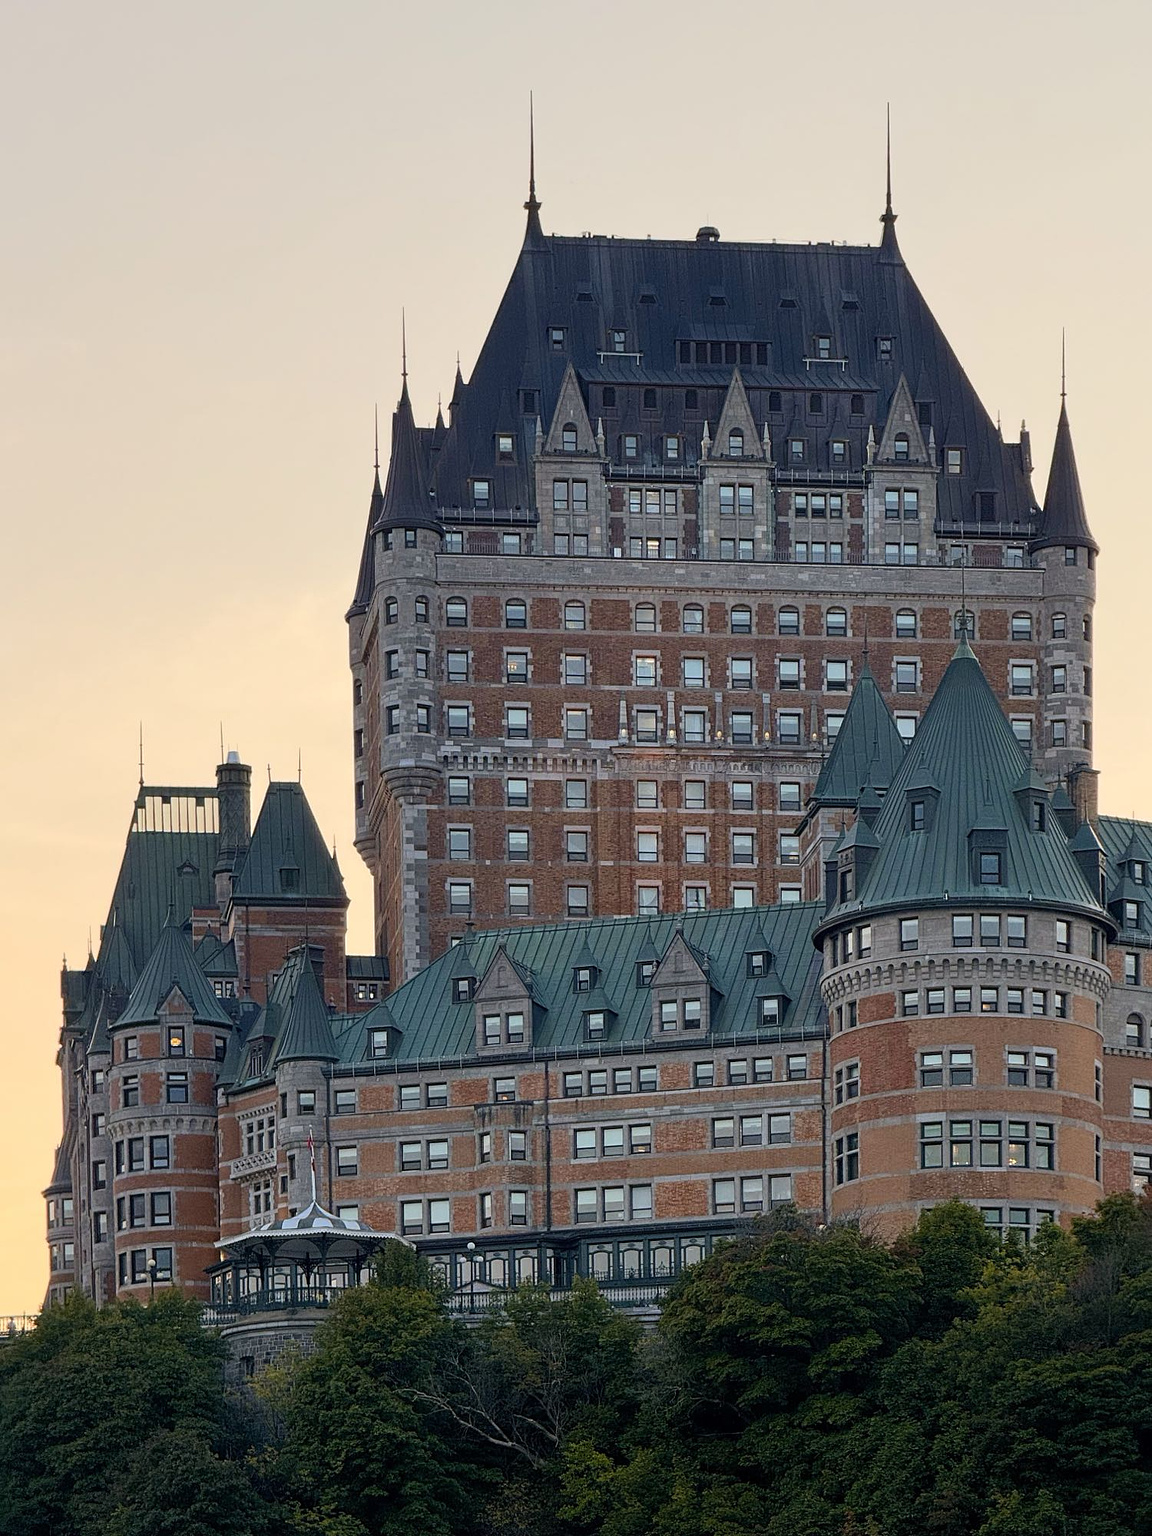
584, 1010, 606, 1039
814, 336, 832, 360
573, 966, 594, 992
521, 390, 536, 414
768, 391, 782, 413
472, 479, 491, 509
841, 298, 860, 312
639, 288, 656, 304
779, 297, 798, 310
602, 386, 616, 408
808, 393, 824, 415
561, 424, 578, 452
978, 852, 1002, 886
850, 393, 865, 415
549, 327, 566, 350
746, 950, 770, 977
636, 960, 656, 987
708, 290, 727, 307
451, 978, 473, 1003
576, 288, 593, 302
279, 867, 300, 892
496, 433, 514, 458
910, 801, 925, 831
917, 402, 933, 427
977, 491, 997, 521
368, 1028, 388, 1058
945, 447, 963, 474
643, 388, 658, 410
610, 329, 626, 352
759, 996, 782, 1026
893, 433, 909, 461
1135, 861, 1147, 885
684, 389, 698, 410
877, 337, 893, 360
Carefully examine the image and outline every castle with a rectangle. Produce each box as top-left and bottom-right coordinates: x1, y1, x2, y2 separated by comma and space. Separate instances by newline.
44, 161, 1152, 1331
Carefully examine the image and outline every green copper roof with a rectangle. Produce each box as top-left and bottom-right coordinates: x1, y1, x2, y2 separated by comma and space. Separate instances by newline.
272, 957, 339, 1064
811, 658, 906, 806
330, 904, 826, 1067
232, 783, 346, 904
820, 640, 1107, 928
117, 914, 234, 1027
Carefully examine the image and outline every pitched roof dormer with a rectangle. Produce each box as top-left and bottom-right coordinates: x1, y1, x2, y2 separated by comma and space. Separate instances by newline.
650, 928, 718, 1038
543, 363, 598, 456
711, 370, 764, 461
474, 943, 542, 1052
876, 375, 930, 465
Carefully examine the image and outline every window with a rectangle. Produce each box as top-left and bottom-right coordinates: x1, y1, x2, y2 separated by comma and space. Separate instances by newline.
1127, 1014, 1145, 1048
895, 661, 918, 693
979, 852, 1002, 885
564, 707, 589, 741
1010, 663, 1035, 697
834, 1062, 860, 1105
777, 606, 800, 636
448, 881, 472, 915
564, 601, 586, 631
1126, 953, 1141, 985
335, 1145, 358, 1177
835, 1132, 860, 1186
900, 918, 919, 952
777, 712, 802, 746
777, 834, 798, 866
826, 660, 849, 693
731, 605, 752, 635
567, 886, 590, 918
507, 883, 531, 916
504, 705, 530, 740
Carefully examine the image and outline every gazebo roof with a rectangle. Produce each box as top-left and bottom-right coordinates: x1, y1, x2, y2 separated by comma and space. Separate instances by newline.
216, 1200, 402, 1264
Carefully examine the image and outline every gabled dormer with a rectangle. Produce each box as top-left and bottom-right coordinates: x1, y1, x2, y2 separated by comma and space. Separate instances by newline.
835, 815, 881, 905
905, 769, 942, 834
709, 370, 763, 462
1012, 764, 1051, 834
474, 944, 541, 1052
876, 375, 931, 465
543, 363, 598, 457
650, 928, 718, 1038
754, 967, 791, 1031
446, 941, 477, 1005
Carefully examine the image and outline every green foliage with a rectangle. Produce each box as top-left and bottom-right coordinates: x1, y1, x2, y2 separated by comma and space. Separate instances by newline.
12, 1201, 1152, 1534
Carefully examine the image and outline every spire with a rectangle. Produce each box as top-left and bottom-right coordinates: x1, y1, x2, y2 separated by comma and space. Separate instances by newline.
449, 354, 466, 426
372, 355, 440, 535
1032, 346, 1097, 553
272, 954, 339, 1065
400, 310, 408, 400
811, 657, 907, 807
879, 105, 902, 263
523, 93, 544, 247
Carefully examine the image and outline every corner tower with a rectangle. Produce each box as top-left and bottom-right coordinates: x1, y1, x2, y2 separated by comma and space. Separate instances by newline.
817, 638, 1112, 1240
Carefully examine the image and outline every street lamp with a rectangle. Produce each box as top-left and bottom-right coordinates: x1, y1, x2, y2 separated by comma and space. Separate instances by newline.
146, 1256, 157, 1302
465, 1241, 477, 1310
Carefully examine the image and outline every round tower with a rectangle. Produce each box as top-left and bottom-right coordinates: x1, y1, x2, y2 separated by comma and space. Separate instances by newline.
817, 639, 1112, 1242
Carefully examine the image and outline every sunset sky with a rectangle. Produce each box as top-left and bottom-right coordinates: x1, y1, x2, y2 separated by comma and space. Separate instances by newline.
2, 0, 1149, 1314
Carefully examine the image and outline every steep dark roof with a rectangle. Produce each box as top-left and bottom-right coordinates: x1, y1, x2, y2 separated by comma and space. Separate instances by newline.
811, 658, 906, 806
819, 640, 1108, 930
371, 381, 440, 534
347, 466, 384, 618
426, 225, 1036, 531
1033, 399, 1097, 552
232, 782, 346, 905
272, 956, 339, 1064
117, 914, 233, 1027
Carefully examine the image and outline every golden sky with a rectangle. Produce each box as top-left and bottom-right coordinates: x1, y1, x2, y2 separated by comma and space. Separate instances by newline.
2, 0, 1149, 1314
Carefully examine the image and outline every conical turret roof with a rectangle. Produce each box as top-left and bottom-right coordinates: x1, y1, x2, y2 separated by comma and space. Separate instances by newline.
116, 912, 233, 1027
272, 958, 339, 1064
1033, 399, 1096, 552
372, 380, 440, 534
811, 659, 906, 806
818, 639, 1108, 930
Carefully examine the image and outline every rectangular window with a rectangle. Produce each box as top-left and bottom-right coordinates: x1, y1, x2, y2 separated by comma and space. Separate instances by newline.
335, 1145, 358, 1177
900, 918, 919, 951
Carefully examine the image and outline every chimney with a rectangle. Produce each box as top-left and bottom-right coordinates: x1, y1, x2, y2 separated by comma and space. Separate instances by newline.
1069, 764, 1099, 832
214, 752, 252, 909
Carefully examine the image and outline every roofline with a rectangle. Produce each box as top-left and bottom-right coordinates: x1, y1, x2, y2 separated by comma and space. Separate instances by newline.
542, 232, 884, 256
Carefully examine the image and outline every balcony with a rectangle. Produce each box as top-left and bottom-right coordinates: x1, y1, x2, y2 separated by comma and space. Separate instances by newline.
229, 1147, 277, 1178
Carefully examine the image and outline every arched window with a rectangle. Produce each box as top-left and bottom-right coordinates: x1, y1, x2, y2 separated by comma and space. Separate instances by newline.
505, 599, 527, 629
562, 424, 578, 452
826, 608, 847, 637
953, 608, 975, 640
1052, 612, 1067, 639
1011, 612, 1033, 641
731, 605, 752, 635
895, 609, 917, 639
445, 597, 468, 627
1128, 1013, 1145, 1048
728, 428, 744, 456
893, 433, 910, 461
634, 603, 657, 633
384, 597, 398, 626
564, 600, 586, 631
778, 606, 800, 636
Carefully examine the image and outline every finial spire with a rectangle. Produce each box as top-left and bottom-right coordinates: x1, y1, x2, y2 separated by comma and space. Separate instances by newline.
400, 310, 408, 394
138, 722, 144, 789
879, 105, 901, 260
373, 402, 379, 472
523, 93, 544, 245
1061, 328, 1066, 402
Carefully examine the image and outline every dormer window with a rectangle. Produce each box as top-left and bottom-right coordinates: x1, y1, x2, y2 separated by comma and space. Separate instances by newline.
496, 433, 514, 458
945, 447, 963, 475
683, 999, 702, 1029
760, 996, 782, 1026
611, 329, 626, 352
814, 336, 832, 359
368, 1028, 388, 1059
451, 978, 474, 1003
472, 479, 491, 509
893, 433, 910, 461
561, 424, 578, 452
850, 393, 865, 415
979, 852, 1002, 885
573, 966, 594, 993
910, 801, 926, 831
584, 1010, 607, 1039
279, 867, 300, 892
789, 439, 805, 462
1135, 862, 1147, 885
728, 428, 743, 456
746, 951, 770, 977
623, 434, 639, 459
636, 960, 656, 988
877, 337, 893, 360
808, 392, 824, 414
1125, 901, 1141, 928
1031, 801, 1047, 833
550, 327, 566, 351
664, 435, 680, 461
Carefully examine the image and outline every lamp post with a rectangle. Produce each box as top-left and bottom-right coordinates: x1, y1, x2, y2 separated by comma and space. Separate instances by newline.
146, 1256, 157, 1302
465, 1240, 477, 1311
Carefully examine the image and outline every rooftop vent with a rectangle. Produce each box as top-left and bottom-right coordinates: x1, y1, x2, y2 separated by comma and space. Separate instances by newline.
696, 226, 720, 243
